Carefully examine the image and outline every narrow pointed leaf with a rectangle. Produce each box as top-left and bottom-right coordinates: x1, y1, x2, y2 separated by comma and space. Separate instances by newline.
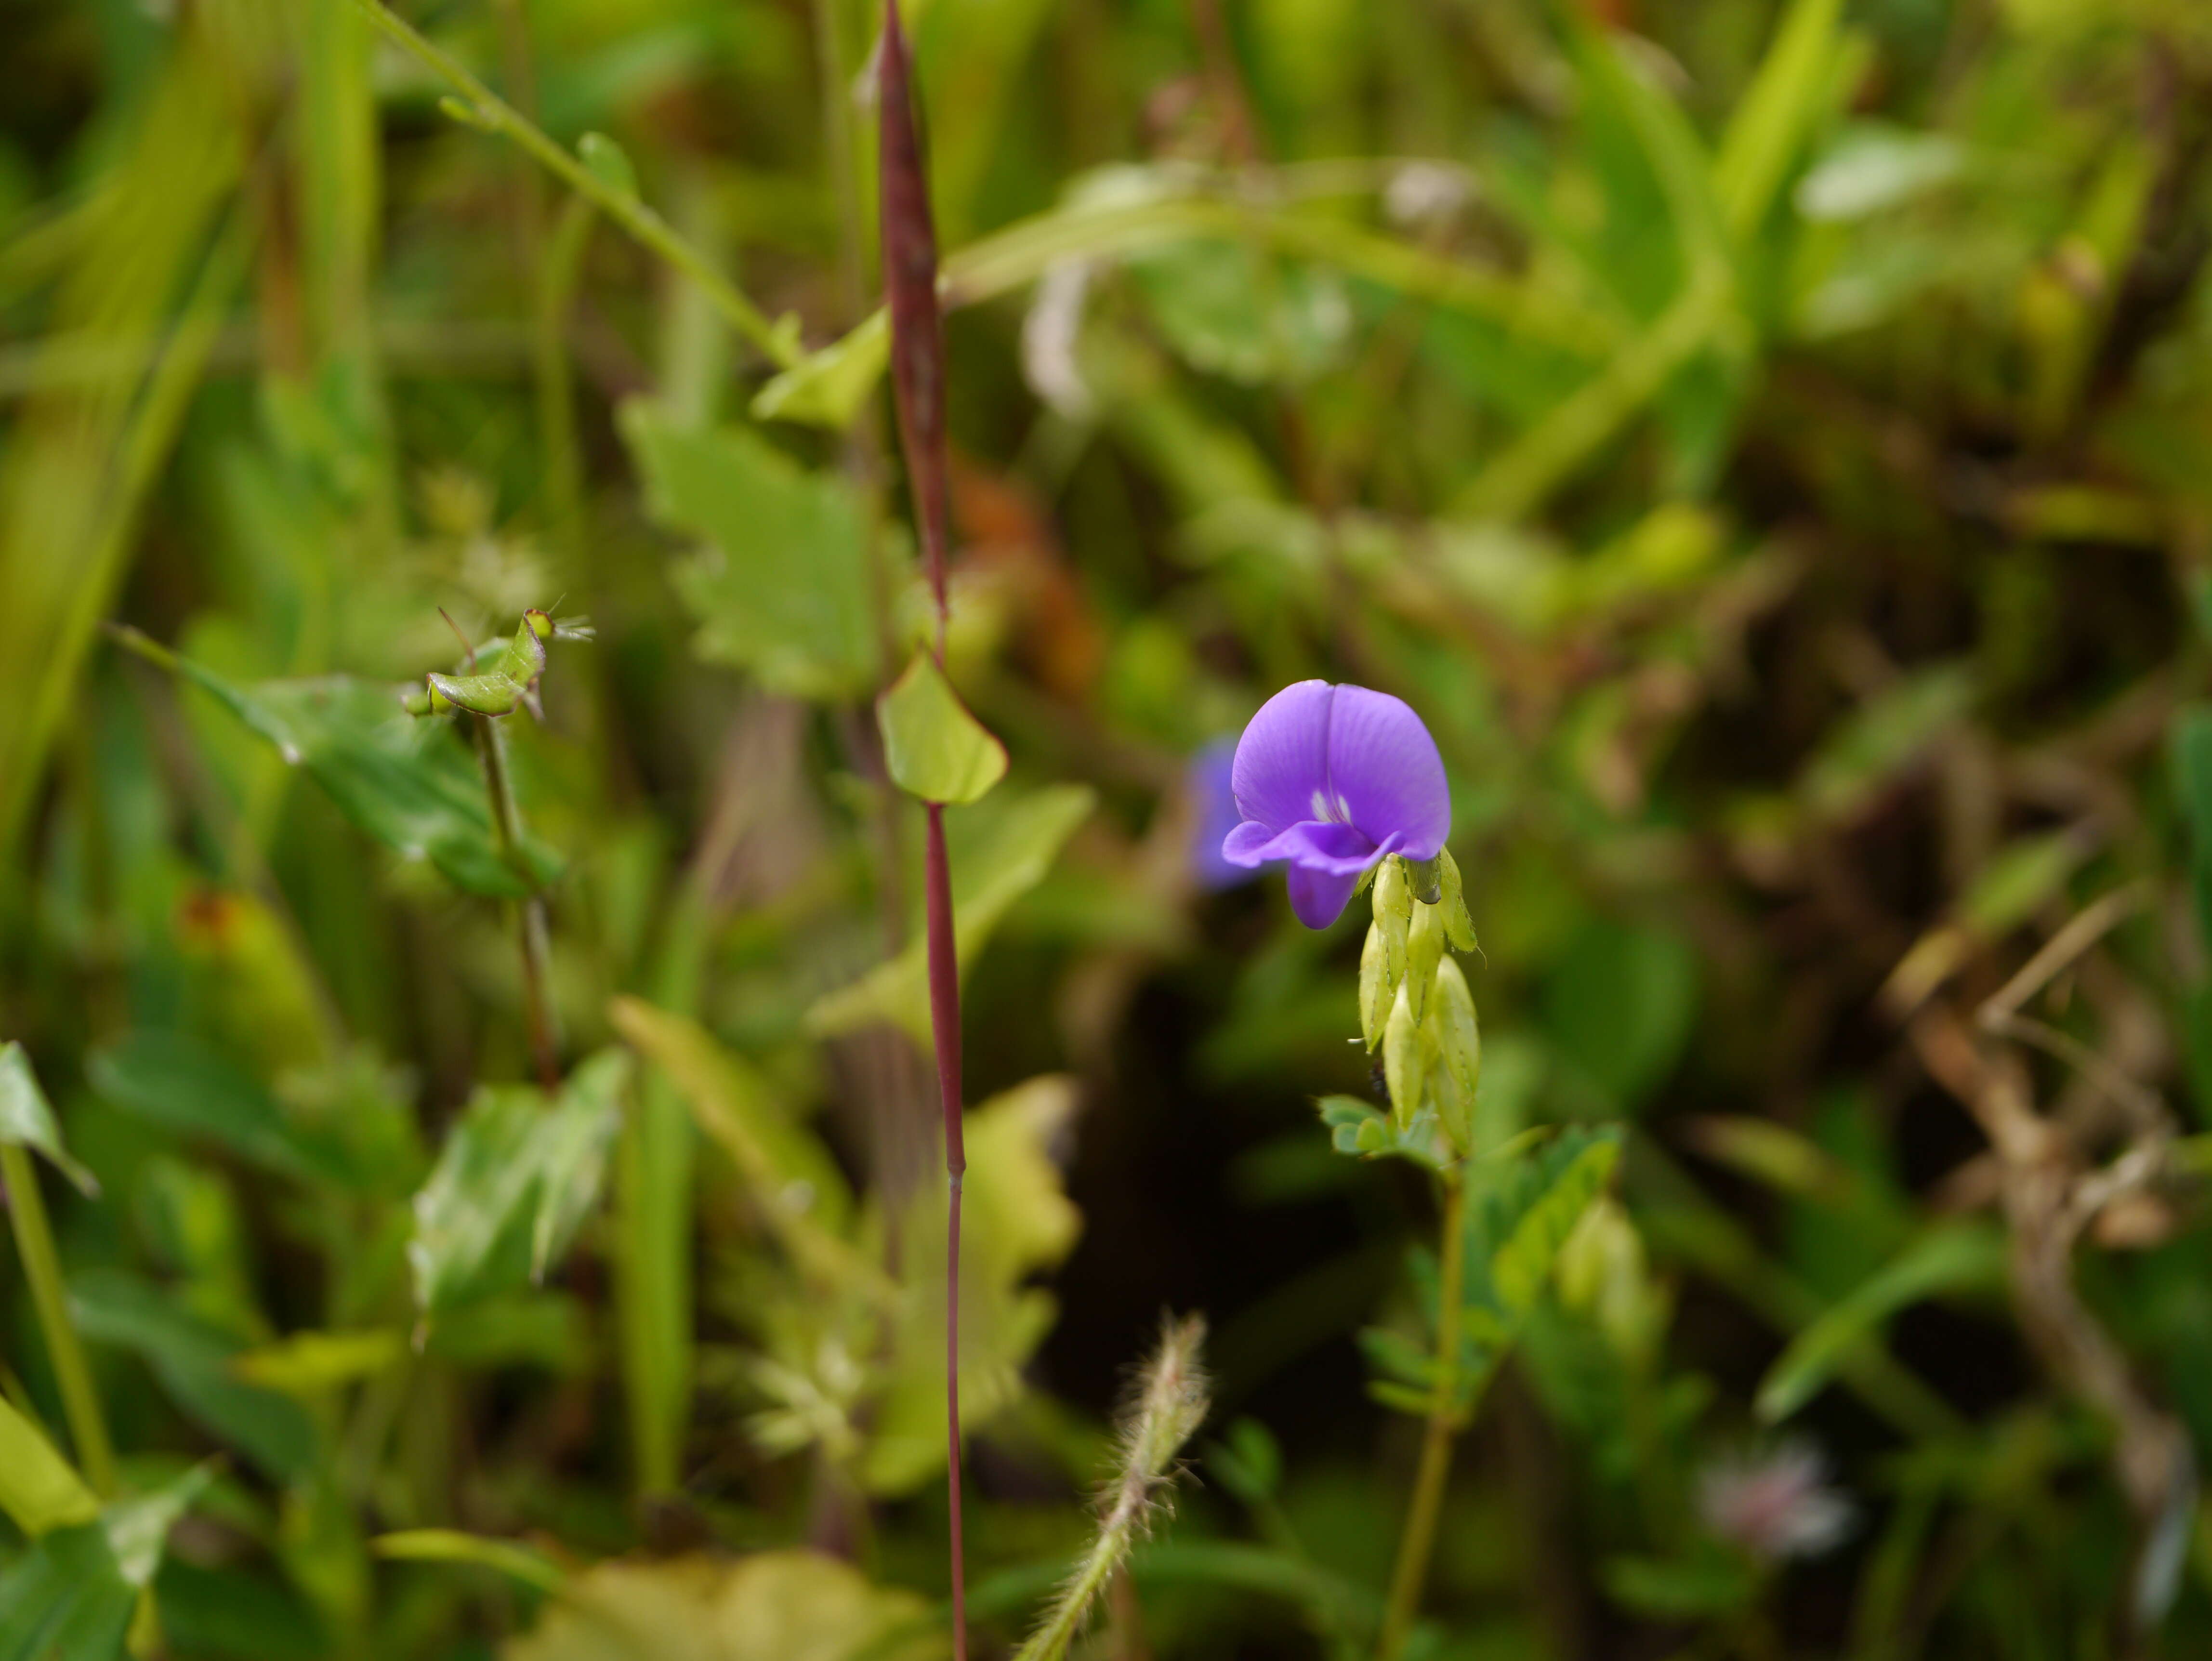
0, 1042, 95, 1196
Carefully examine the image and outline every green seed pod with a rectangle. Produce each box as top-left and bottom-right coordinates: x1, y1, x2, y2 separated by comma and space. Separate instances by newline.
1382, 984, 1425, 1134
1359, 924, 1390, 1052
1405, 899, 1445, 1026
1432, 955, 1481, 1151
1437, 848, 1478, 953
1373, 857, 1411, 994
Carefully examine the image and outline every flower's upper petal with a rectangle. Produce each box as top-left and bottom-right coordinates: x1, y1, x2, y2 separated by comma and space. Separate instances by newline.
1286, 861, 1362, 929
1222, 818, 1380, 874
1325, 685, 1451, 860
1229, 680, 1334, 834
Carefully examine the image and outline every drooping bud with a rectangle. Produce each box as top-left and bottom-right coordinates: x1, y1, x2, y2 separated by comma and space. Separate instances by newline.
1431, 956, 1481, 1153
1436, 848, 1478, 953
1359, 923, 1391, 1052
1373, 857, 1411, 989
1404, 899, 1445, 1026
1382, 985, 1426, 1135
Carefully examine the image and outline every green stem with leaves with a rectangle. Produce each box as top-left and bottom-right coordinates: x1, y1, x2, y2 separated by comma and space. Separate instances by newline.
345, 0, 798, 370
1375, 1168, 1467, 1661
472, 714, 560, 1091
2, 1144, 115, 1495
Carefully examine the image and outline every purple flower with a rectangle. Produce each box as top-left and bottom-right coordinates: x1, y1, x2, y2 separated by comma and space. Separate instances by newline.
1698, 1441, 1855, 1563
1189, 738, 1257, 892
1221, 681, 1450, 928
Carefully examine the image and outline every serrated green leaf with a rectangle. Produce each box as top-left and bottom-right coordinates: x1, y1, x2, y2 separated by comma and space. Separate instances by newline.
0, 1396, 99, 1537
622, 401, 879, 699
0, 1042, 95, 1196
877, 652, 1009, 805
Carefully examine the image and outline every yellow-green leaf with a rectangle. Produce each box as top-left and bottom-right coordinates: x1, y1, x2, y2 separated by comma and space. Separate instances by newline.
0, 1396, 99, 1536
877, 652, 1008, 805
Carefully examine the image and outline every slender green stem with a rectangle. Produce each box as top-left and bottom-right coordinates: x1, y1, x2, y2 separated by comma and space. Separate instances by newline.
473, 714, 560, 1090
346, 0, 799, 370
1375, 1170, 1468, 1661
2, 1144, 115, 1495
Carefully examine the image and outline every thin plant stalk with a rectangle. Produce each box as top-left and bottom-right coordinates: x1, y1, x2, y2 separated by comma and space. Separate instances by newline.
1375, 1170, 1468, 1661
346, 0, 798, 370
472, 713, 560, 1091
1, 1143, 116, 1495
877, 0, 967, 1647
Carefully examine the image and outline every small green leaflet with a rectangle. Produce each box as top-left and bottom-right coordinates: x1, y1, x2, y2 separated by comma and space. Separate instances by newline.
878, 652, 1008, 805
0, 1041, 96, 1195
750, 309, 891, 430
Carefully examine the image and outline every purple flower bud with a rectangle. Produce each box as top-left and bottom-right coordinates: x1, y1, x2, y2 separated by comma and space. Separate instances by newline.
1221, 681, 1450, 928
1189, 738, 1256, 892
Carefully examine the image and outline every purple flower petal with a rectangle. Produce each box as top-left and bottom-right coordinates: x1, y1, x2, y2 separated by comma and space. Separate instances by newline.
1229, 681, 1334, 834
1286, 862, 1363, 929
1322, 685, 1450, 862
1220, 680, 1451, 929
1222, 819, 1381, 875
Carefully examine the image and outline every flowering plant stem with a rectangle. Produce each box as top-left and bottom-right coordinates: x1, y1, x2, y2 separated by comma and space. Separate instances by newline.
876, 0, 968, 1646
1375, 1168, 1467, 1661
345, 0, 798, 372
472, 713, 560, 1092
2, 1143, 116, 1494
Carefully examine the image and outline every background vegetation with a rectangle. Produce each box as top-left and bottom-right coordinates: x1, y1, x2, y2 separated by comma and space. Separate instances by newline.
6, 0, 2212, 1655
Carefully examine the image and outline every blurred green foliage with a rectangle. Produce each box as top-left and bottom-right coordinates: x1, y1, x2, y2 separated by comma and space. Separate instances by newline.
7, 0, 2212, 1654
